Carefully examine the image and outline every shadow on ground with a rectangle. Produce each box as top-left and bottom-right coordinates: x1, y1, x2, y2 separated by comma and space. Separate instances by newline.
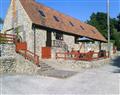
38, 69, 78, 79
111, 55, 120, 73
38, 62, 78, 79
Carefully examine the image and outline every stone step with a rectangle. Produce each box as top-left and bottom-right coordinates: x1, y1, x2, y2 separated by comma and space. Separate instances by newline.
40, 67, 52, 70
38, 63, 55, 72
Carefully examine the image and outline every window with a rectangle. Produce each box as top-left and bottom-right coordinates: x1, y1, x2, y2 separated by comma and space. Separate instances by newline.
80, 25, 85, 30
92, 30, 97, 34
69, 21, 74, 26
38, 10, 46, 17
56, 33, 63, 40
75, 37, 79, 44
0, 49, 1, 57
53, 16, 60, 22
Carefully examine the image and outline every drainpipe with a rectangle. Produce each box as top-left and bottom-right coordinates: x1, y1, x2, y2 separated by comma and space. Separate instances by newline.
32, 24, 36, 64
99, 41, 101, 51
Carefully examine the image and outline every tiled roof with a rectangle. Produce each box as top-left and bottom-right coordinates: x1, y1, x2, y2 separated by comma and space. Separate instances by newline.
19, 0, 107, 42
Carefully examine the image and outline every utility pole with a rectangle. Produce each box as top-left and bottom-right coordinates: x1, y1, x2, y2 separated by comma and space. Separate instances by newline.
107, 0, 111, 57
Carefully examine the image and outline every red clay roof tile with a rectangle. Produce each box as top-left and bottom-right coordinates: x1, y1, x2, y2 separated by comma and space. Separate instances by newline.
19, 0, 107, 42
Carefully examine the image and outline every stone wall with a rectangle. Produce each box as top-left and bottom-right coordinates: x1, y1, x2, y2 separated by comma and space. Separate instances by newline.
2, 0, 34, 53
51, 32, 79, 51
0, 58, 16, 73
0, 44, 16, 58
101, 43, 114, 55
2, 0, 13, 33
2, 0, 114, 60
0, 55, 39, 74
51, 32, 79, 59
64, 34, 77, 51
0, 44, 16, 74
14, 54, 39, 74
43, 55, 119, 72
17, 0, 34, 52
35, 29, 47, 59
0, 44, 39, 74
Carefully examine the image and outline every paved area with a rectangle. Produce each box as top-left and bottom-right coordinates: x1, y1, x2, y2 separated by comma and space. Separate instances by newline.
0, 62, 120, 94
38, 62, 78, 78
38, 69, 78, 78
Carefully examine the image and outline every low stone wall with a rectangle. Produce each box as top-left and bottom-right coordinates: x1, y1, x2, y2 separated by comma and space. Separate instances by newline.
0, 44, 16, 57
0, 43, 118, 74
0, 44, 17, 74
0, 55, 40, 74
0, 57, 16, 73
15, 54, 39, 74
43, 58, 110, 71
72, 58, 110, 69
0, 44, 40, 75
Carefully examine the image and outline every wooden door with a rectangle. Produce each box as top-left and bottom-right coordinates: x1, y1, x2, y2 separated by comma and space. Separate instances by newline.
42, 47, 51, 59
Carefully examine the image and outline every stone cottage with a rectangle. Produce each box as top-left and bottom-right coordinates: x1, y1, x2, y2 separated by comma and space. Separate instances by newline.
2, 0, 108, 60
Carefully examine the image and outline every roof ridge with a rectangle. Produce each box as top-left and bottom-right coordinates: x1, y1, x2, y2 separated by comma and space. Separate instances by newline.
33, 1, 86, 24
19, 0, 107, 42
33, 1, 97, 29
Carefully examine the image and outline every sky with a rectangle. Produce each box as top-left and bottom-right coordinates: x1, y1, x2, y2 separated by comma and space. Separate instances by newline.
0, 0, 120, 29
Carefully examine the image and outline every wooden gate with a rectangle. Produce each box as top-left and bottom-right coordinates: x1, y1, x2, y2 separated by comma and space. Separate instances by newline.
15, 42, 27, 52
42, 47, 51, 59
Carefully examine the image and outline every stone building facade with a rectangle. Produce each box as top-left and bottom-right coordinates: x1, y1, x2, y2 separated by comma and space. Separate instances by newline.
2, 0, 111, 60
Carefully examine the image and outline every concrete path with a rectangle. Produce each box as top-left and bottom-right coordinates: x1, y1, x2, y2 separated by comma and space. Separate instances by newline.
0, 59, 120, 94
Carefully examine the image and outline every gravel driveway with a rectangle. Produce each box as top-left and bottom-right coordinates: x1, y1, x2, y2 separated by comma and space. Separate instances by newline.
0, 61, 120, 94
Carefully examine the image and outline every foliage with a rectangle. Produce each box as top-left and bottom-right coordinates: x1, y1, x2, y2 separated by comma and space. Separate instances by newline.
115, 14, 120, 32
15, 26, 20, 36
112, 29, 120, 49
14, 26, 22, 42
87, 12, 120, 49
0, 17, 4, 24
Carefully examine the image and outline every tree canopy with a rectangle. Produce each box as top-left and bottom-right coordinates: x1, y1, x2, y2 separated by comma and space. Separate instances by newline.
0, 17, 4, 24
87, 12, 120, 49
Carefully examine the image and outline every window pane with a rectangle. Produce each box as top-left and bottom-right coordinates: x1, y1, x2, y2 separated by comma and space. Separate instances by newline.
38, 10, 45, 17
53, 16, 59, 22
56, 33, 63, 40
80, 25, 85, 30
69, 21, 74, 26
92, 30, 96, 34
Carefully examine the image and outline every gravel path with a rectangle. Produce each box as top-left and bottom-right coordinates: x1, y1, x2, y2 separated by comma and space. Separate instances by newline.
0, 63, 120, 94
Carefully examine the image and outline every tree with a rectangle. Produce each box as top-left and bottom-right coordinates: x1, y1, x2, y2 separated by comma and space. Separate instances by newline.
116, 14, 120, 32
112, 29, 120, 49
87, 12, 120, 49
0, 17, 4, 43
0, 17, 4, 24
0, 17, 4, 31
87, 12, 108, 38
